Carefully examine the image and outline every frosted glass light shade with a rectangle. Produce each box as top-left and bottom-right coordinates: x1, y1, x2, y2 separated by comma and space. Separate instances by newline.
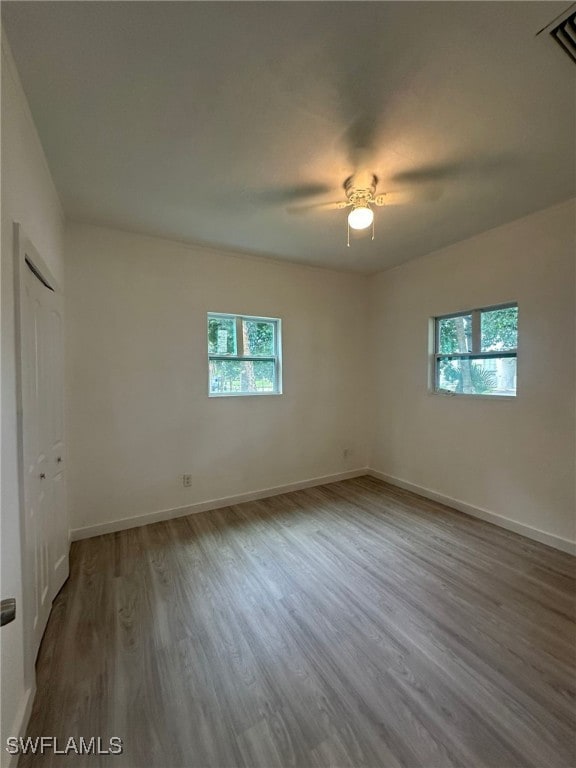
348, 205, 374, 230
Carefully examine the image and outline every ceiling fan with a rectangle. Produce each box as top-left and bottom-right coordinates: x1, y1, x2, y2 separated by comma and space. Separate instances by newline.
241, 28, 510, 249
289, 170, 390, 246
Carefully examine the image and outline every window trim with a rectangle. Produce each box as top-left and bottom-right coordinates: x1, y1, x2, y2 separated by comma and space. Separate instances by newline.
207, 312, 282, 397
432, 302, 518, 398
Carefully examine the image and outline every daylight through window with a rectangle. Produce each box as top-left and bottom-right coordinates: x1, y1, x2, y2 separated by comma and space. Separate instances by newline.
208, 313, 281, 396
434, 304, 518, 397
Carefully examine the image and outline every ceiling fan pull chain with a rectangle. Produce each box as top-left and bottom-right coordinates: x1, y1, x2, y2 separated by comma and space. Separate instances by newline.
347, 220, 350, 247
372, 218, 375, 241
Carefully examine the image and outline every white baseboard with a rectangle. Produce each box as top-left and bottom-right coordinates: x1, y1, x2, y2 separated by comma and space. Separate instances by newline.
368, 469, 576, 555
3, 684, 36, 768
70, 468, 369, 541
70, 466, 575, 555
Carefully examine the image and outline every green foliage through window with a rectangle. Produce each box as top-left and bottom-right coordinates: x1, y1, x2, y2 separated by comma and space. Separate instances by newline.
435, 305, 517, 397
481, 307, 518, 351
243, 321, 275, 357
207, 314, 281, 396
208, 317, 236, 355
438, 315, 472, 354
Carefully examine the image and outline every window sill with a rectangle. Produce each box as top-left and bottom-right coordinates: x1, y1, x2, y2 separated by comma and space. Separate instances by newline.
209, 391, 283, 398
429, 390, 516, 401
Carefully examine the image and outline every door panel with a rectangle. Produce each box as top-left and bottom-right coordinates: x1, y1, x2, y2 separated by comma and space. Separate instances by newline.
51, 472, 68, 585
48, 301, 68, 593
22, 267, 51, 654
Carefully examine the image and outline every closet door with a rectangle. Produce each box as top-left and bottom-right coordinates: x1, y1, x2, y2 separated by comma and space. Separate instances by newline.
18, 233, 69, 664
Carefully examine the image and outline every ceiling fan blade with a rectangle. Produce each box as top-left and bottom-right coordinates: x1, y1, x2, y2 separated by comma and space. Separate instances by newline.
343, 122, 377, 171
216, 183, 336, 213
287, 200, 349, 214
251, 183, 333, 205
375, 187, 443, 206
329, 18, 393, 175
375, 190, 418, 206
392, 155, 515, 185
391, 162, 465, 185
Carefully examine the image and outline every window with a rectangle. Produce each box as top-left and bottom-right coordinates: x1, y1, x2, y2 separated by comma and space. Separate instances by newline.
207, 313, 282, 396
434, 304, 518, 397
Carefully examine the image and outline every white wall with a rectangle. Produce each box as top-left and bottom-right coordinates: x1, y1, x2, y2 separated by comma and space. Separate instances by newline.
1, 32, 65, 762
65, 223, 369, 535
369, 200, 576, 548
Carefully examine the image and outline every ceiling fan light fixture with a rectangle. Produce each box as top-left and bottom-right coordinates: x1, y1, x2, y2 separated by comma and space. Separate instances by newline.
348, 204, 374, 230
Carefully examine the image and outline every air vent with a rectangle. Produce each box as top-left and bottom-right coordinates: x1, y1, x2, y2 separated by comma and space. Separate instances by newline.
549, 10, 576, 63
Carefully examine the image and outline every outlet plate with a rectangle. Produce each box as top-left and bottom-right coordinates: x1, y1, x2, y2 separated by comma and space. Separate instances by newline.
182, 474, 192, 487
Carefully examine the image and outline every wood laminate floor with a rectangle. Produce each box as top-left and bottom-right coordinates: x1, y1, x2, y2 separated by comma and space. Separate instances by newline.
21, 477, 576, 768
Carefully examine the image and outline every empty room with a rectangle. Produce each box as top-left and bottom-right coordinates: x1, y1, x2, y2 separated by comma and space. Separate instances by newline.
1, 1, 575, 767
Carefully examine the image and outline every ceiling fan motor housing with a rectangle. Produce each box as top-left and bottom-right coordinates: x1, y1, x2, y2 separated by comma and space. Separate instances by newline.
344, 174, 379, 207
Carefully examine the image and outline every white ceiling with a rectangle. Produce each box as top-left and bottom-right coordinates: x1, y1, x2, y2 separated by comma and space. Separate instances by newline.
3, 1, 575, 273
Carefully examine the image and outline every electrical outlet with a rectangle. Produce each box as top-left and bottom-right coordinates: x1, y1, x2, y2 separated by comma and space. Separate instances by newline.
182, 474, 193, 487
